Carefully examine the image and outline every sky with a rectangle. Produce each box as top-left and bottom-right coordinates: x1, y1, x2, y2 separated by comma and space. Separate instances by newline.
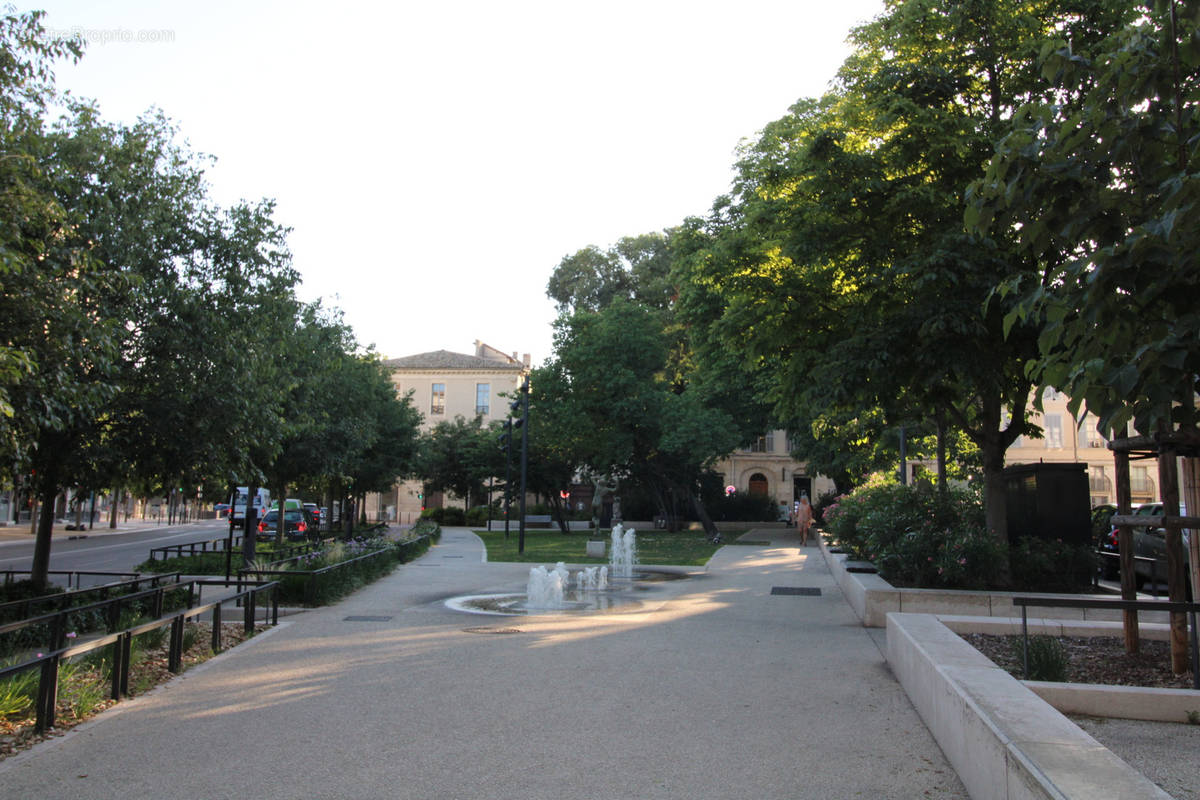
23, 0, 884, 366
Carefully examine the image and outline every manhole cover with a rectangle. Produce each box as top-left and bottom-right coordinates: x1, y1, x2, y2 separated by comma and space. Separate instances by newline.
770, 587, 821, 596
462, 626, 523, 634
343, 615, 394, 622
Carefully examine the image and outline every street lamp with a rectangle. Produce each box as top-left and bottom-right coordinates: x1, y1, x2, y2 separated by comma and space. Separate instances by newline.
510, 379, 530, 554
498, 419, 513, 538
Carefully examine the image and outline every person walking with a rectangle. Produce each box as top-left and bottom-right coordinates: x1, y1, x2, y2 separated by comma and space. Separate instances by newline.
795, 494, 814, 547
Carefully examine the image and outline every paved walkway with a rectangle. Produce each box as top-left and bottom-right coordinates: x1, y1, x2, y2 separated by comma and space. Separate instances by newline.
0, 527, 967, 799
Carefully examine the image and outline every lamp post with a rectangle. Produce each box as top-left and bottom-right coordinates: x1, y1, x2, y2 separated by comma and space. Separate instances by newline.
511, 379, 530, 554
499, 419, 513, 538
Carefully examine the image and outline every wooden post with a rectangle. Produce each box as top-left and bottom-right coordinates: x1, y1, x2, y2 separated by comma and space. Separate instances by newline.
1183, 457, 1200, 604
1114, 447, 1138, 653
1158, 445, 1190, 673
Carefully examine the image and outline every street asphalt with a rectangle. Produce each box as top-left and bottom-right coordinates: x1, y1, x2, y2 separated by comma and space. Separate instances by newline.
0, 526, 968, 799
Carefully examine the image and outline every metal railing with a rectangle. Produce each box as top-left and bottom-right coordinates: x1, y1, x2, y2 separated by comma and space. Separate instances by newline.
0, 578, 278, 732
148, 536, 244, 561
0, 573, 184, 622
1012, 595, 1200, 689
1, 570, 148, 590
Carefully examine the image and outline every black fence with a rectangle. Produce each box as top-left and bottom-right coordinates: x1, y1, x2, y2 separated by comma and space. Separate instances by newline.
148, 536, 244, 561
1, 570, 149, 590
0, 573, 184, 623
0, 578, 278, 732
1012, 595, 1200, 689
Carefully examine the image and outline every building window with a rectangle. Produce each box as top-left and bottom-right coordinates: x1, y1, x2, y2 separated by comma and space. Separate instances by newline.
1130, 466, 1155, 497
749, 433, 775, 453
1045, 414, 1063, 449
431, 383, 445, 415
475, 383, 490, 416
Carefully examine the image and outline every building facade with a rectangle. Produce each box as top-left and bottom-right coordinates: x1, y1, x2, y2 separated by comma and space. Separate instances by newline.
1003, 388, 1150, 508
711, 430, 837, 516
370, 340, 530, 523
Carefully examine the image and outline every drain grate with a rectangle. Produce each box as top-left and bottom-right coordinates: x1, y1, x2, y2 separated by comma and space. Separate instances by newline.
343, 615, 393, 622
463, 626, 523, 635
770, 587, 821, 596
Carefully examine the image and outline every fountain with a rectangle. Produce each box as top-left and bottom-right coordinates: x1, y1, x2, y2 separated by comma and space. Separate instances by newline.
444, 523, 672, 616
575, 565, 608, 592
610, 523, 637, 579
526, 562, 570, 609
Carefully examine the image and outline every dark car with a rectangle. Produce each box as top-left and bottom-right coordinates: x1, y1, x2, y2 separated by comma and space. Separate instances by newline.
303, 502, 322, 530
1100, 502, 1191, 590
257, 509, 315, 540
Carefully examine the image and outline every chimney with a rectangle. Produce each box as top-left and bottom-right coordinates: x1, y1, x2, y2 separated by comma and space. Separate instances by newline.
523, 353, 531, 368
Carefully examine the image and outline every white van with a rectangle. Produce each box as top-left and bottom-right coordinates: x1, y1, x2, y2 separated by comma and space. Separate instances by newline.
230, 487, 270, 524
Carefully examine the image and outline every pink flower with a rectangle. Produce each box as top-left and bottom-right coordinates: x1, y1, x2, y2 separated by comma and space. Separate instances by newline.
66, 632, 77, 639
958, 558, 967, 565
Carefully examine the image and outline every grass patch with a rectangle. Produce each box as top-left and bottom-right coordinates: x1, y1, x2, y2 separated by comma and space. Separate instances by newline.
475, 528, 740, 566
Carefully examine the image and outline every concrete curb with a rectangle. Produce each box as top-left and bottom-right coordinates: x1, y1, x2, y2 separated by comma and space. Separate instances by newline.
887, 612, 1173, 800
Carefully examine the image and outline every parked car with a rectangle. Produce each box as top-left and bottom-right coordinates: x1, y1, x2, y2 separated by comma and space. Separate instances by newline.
1101, 502, 1191, 591
257, 509, 315, 540
215, 502, 231, 517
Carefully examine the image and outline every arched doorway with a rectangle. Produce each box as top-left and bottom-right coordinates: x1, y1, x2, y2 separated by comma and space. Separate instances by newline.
748, 473, 769, 496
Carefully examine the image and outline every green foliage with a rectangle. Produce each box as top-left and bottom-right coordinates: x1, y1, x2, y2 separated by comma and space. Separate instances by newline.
969, 2, 1198, 437
0, 662, 38, 716
826, 480, 1098, 590
1008, 537, 1095, 593
824, 481, 1003, 589
421, 506, 465, 525
704, 492, 781, 522
414, 416, 498, 512
1011, 635, 1068, 683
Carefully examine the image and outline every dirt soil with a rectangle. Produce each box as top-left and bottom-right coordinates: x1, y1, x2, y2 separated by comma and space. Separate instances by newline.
964, 633, 1196, 690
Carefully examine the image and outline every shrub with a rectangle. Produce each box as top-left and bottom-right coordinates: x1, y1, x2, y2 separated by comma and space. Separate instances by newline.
1009, 635, 1068, 682
1009, 536, 1095, 592
812, 490, 839, 524
706, 492, 782, 522
465, 505, 493, 526
823, 480, 1004, 589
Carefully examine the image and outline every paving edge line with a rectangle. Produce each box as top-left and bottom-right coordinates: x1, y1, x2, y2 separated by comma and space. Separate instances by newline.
888, 612, 1173, 800
0, 620, 294, 773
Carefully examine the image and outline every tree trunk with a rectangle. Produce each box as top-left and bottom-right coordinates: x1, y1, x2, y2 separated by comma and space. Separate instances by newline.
689, 491, 719, 540
31, 484, 58, 592
275, 481, 287, 545
980, 441, 1011, 586
241, 483, 259, 568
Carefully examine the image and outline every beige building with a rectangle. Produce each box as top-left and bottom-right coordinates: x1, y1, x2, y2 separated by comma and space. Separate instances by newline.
369, 341, 530, 523
1003, 388, 1154, 508
712, 431, 836, 516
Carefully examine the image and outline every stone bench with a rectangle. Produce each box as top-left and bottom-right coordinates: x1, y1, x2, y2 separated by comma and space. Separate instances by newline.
524, 514, 552, 528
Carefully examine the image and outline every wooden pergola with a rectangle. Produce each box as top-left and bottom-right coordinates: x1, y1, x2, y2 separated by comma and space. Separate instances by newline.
1108, 430, 1200, 673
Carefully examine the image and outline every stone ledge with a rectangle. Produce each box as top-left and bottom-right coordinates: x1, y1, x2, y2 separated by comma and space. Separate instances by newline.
820, 537, 1170, 628
887, 612, 1173, 800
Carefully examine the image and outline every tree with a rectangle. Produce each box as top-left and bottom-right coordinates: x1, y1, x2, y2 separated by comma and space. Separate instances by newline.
546, 232, 676, 315
533, 299, 741, 534
414, 416, 497, 512
968, 0, 1200, 437
672, 0, 1136, 558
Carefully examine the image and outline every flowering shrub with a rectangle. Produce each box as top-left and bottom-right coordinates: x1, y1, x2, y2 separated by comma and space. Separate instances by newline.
823, 480, 1003, 589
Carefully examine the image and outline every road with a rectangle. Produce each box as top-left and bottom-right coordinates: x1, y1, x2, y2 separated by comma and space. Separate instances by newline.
0, 519, 232, 585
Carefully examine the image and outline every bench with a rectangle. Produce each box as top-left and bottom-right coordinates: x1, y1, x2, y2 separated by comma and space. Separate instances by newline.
524, 514, 553, 528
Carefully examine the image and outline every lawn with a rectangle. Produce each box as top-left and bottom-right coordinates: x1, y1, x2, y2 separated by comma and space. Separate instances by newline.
475, 527, 751, 566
